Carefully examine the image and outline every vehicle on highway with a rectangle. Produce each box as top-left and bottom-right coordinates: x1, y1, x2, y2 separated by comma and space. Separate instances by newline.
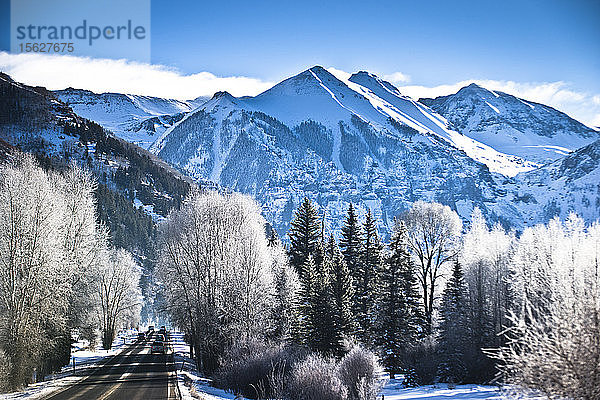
151, 340, 165, 354
137, 332, 146, 342
148, 325, 155, 332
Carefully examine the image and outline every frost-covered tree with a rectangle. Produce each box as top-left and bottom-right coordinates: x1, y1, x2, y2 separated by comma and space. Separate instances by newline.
0, 155, 110, 389
157, 190, 277, 372
460, 208, 513, 380
494, 215, 600, 399
54, 165, 108, 364
375, 220, 422, 379
401, 201, 462, 334
0, 156, 66, 387
96, 248, 142, 350
270, 245, 300, 341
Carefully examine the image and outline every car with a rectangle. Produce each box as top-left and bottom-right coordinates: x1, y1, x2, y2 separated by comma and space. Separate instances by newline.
137, 332, 146, 342
154, 334, 166, 342
148, 325, 155, 332
151, 340, 165, 354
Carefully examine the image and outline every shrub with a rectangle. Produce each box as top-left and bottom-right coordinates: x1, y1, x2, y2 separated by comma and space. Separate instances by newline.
338, 346, 383, 400
287, 354, 347, 400
402, 337, 439, 385
214, 339, 305, 399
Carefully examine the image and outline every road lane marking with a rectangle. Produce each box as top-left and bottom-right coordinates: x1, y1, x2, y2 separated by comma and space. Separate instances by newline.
96, 343, 150, 400
46, 342, 140, 400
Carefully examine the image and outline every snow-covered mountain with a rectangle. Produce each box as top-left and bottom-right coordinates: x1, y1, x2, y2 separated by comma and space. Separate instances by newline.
509, 138, 600, 228
3, 69, 599, 237
148, 66, 600, 237
420, 84, 599, 164
151, 66, 539, 237
54, 88, 207, 149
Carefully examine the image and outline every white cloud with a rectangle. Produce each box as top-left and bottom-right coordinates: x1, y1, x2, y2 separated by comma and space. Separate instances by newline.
398, 79, 600, 128
1, 53, 597, 128
383, 71, 411, 84
0, 52, 274, 99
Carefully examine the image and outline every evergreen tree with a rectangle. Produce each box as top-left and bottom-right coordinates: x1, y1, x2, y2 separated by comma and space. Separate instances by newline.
355, 209, 382, 344
311, 255, 342, 355
327, 235, 355, 341
295, 255, 317, 345
438, 259, 470, 383
340, 203, 363, 283
288, 197, 321, 277
298, 254, 341, 354
375, 221, 422, 379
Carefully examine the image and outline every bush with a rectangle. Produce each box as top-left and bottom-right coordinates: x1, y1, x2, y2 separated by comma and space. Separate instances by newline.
214, 339, 305, 399
216, 342, 385, 400
287, 354, 348, 400
402, 337, 439, 385
338, 346, 383, 400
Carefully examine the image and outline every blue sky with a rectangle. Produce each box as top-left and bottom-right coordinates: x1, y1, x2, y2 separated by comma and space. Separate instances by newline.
149, 0, 599, 89
0, 0, 599, 125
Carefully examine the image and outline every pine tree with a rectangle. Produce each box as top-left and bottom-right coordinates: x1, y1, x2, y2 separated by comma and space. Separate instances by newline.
355, 209, 382, 344
311, 255, 342, 355
340, 203, 363, 284
375, 221, 422, 379
438, 259, 470, 383
298, 254, 341, 354
327, 235, 355, 341
288, 197, 321, 277
295, 255, 318, 345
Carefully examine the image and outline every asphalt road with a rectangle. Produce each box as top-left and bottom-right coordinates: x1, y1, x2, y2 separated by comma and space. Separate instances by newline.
46, 338, 178, 400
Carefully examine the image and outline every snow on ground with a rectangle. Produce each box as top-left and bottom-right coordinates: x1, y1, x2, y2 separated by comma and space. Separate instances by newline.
170, 331, 239, 400
170, 331, 545, 400
381, 377, 547, 400
133, 197, 166, 221
0, 329, 139, 400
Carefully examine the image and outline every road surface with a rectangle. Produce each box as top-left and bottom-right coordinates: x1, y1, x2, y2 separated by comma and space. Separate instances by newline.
46, 338, 178, 400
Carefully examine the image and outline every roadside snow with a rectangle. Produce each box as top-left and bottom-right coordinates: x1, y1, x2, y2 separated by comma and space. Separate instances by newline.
382, 381, 503, 399
0, 329, 139, 400
170, 331, 240, 400
170, 331, 545, 400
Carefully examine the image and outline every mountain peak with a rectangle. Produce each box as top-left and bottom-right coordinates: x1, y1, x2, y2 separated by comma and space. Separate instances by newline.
458, 82, 491, 96
212, 91, 235, 100
348, 71, 402, 96
466, 82, 483, 89
308, 65, 327, 73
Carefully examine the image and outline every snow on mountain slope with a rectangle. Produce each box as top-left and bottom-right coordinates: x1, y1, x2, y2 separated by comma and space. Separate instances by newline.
420, 83, 599, 164
154, 67, 528, 238
55, 88, 208, 149
344, 71, 538, 176
243, 67, 536, 176
53, 66, 598, 237
508, 138, 600, 227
